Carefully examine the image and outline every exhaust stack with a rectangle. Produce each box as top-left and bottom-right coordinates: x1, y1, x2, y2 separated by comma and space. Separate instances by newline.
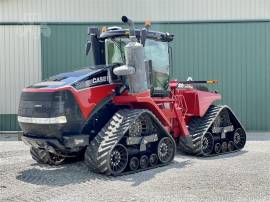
121, 16, 135, 37
113, 16, 148, 93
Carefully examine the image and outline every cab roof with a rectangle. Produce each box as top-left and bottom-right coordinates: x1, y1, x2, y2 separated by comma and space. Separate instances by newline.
99, 28, 174, 42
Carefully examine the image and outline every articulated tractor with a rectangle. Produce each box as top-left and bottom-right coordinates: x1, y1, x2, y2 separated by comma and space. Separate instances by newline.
18, 16, 246, 175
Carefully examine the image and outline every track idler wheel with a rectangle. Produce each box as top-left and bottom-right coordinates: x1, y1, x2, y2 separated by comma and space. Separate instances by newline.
129, 157, 139, 171
109, 144, 128, 175
140, 155, 149, 169
158, 137, 175, 163
149, 153, 158, 166
233, 128, 246, 149
201, 132, 214, 155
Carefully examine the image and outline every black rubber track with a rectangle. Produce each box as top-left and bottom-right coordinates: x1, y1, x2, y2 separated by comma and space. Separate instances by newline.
84, 109, 176, 176
178, 105, 246, 157
30, 147, 66, 165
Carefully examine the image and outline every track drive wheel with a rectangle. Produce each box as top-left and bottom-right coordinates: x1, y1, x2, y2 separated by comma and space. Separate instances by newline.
109, 144, 128, 175
30, 147, 65, 165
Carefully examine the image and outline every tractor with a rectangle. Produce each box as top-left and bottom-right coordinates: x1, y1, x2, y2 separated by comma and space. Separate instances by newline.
18, 16, 246, 175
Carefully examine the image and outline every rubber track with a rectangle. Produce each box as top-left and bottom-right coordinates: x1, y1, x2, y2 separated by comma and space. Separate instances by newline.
30, 147, 50, 164
179, 105, 246, 157
84, 109, 176, 176
30, 147, 66, 165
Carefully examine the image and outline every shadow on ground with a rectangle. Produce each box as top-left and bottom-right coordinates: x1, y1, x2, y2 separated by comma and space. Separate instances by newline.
16, 159, 191, 187
177, 148, 248, 160
16, 147, 249, 187
16, 132, 265, 187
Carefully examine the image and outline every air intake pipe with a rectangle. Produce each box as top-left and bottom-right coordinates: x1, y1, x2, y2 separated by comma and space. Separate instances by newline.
113, 16, 148, 93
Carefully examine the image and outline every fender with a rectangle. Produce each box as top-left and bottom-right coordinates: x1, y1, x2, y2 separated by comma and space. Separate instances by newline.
81, 94, 118, 140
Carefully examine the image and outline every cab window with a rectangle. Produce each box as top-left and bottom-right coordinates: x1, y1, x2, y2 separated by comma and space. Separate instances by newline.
144, 40, 169, 89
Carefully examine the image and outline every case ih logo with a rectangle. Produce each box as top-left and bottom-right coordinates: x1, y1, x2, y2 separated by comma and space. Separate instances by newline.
82, 76, 109, 88
92, 76, 108, 84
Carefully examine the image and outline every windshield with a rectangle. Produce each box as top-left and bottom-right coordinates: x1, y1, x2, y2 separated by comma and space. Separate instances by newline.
105, 38, 128, 64
105, 38, 170, 89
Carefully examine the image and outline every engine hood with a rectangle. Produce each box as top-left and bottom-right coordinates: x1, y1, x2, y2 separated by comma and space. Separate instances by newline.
29, 65, 109, 89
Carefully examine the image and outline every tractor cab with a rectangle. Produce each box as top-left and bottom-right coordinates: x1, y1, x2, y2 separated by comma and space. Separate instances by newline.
86, 25, 174, 92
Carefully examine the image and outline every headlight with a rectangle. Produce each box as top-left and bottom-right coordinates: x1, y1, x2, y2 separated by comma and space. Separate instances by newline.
17, 116, 67, 124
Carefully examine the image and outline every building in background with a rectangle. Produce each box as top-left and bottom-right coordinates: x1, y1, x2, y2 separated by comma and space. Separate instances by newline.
0, 0, 270, 131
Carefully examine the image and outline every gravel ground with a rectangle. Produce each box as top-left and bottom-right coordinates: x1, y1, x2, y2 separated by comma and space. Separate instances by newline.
0, 132, 269, 202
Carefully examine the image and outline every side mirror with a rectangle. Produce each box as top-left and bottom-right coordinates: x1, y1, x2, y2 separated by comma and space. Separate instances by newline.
113, 65, 135, 76
85, 40, 91, 55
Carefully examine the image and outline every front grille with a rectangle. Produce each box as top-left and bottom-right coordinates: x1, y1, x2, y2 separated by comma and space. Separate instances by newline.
18, 91, 84, 138
20, 92, 53, 101
18, 100, 52, 118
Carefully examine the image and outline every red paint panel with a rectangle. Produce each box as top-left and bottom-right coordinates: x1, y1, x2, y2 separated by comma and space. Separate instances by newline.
23, 84, 117, 119
73, 85, 116, 118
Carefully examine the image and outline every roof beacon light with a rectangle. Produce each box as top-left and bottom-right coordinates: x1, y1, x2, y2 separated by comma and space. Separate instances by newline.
145, 19, 152, 30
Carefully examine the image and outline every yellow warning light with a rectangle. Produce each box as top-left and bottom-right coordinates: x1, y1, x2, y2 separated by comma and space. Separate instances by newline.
101, 26, 107, 32
207, 80, 219, 84
145, 19, 152, 28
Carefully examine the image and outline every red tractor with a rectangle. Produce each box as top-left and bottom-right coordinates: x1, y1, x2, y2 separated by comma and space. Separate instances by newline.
18, 16, 246, 176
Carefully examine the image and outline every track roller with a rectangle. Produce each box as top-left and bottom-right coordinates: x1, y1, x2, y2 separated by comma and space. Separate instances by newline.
149, 154, 158, 166
221, 142, 228, 153
228, 141, 234, 152
129, 157, 140, 171
214, 143, 221, 154
140, 155, 149, 169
